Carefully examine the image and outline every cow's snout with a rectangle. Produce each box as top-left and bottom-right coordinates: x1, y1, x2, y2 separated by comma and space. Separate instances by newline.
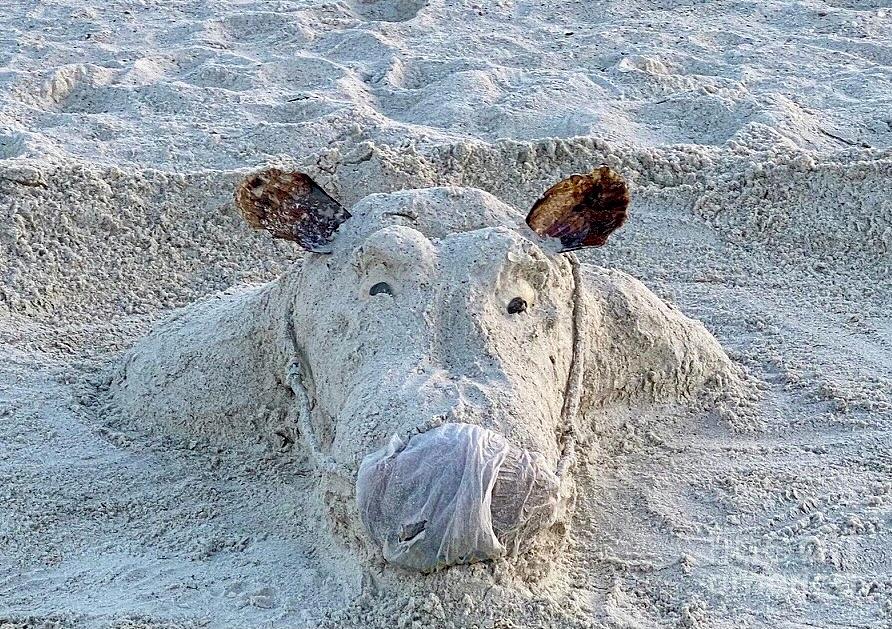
356, 422, 563, 572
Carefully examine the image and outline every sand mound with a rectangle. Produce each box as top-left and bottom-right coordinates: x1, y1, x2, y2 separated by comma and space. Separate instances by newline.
105, 182, 743, 582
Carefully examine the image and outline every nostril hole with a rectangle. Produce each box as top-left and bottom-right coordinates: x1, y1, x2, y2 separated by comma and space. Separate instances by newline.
399, 520, 427, 542
507, 297, 527, 314
369, 281, 393, 296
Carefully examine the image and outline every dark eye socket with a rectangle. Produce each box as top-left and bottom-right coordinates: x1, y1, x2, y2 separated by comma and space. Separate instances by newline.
369, 281, 393, 296
507, 297, 527, 314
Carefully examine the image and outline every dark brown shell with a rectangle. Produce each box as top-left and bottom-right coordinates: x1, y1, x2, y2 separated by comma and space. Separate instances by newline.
235, 168, 351, 253
525, 166, 630, 252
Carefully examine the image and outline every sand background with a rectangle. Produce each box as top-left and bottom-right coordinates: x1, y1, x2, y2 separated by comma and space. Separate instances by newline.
1, 0, 891, 627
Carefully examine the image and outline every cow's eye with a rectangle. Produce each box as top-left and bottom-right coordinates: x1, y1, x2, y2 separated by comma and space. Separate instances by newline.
369, 281, 393, 296
507, 297, 527, 314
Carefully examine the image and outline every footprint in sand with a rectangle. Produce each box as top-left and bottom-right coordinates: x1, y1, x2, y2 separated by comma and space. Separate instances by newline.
348, 0, 429, 22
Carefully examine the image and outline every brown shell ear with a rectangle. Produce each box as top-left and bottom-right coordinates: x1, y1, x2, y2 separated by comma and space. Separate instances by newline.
235, 168, 351, 253
525, 166, 629, 252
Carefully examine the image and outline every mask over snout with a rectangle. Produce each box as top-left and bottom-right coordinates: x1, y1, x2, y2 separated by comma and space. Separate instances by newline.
356, 422, 563, 572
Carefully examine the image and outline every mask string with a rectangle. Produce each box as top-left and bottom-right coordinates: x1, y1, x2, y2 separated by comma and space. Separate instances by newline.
556, 253, 585, 482
284, 313, 356, 481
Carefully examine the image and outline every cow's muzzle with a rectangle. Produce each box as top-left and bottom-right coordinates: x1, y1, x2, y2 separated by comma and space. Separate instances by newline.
356, 422, 563, 572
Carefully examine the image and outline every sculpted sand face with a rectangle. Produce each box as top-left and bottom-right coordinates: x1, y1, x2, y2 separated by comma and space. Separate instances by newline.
112, 170, 738, 572
290, 213, 579, 570
262, 186, 583, 570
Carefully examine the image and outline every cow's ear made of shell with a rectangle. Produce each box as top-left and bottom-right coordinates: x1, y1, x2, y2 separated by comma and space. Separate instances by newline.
525, 166, 630, 252
235, 168, 351, 253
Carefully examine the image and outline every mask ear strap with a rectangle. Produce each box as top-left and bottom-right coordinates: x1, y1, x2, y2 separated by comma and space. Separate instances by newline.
556, 253, 585, 482
525, 166, 630, 252
235, 169, 351, 253
282, 307, 355, 481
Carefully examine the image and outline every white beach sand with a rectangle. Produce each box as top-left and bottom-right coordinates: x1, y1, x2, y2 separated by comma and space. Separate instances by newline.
1, 0, 891, 627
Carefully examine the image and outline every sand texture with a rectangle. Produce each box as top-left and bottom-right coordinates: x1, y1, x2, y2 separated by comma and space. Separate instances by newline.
1, 0, 891, 627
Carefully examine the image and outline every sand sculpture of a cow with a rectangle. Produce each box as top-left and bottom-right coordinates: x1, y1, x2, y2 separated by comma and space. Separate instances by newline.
113, 167, 736, 573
